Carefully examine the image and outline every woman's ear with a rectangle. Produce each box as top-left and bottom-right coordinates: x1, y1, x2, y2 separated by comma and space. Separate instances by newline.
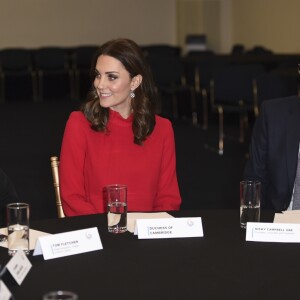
131, 74, 142, 90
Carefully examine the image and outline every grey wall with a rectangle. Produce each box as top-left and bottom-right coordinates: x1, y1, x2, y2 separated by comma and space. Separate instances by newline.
0, 0, 177, 48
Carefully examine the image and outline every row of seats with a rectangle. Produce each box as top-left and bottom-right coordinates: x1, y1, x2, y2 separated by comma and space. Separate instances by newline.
188, 58, 299, 154
0, 44, 183, 103
1, 46, 299, 157
0, 46, 99, 102
0, 44, 298, 103
150, 53, 299, 155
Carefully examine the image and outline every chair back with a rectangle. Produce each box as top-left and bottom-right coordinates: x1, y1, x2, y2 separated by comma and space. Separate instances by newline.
33, 47, 74, 101
254, 72, 294, 107
34, 47, 69, 70
0, 48, 33, 71
141, 44, 181, 59
0, 48, 37, 102
71, 46, 98, 99
212, 64, 265, 105
72, 45, 99, 70
50, 156, 65, 218
148, 56, 186, 88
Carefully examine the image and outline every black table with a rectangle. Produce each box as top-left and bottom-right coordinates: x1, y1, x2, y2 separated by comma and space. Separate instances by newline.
1, 210, 300, 300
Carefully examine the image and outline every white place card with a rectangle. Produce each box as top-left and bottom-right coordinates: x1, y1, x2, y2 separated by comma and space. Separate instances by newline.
0, 228, 50, 250
136, 217, 203, 239
128, 212, 174, 233
6, 250, 32, 285
246, 222, 300, 243
0, 280, 12, 300
33, 227, 103, 260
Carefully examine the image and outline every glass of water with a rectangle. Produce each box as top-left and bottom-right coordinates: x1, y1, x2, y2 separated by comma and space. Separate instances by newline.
105, 184, 127, 233
43, 290, 78, 299
240, 181, 261, 228
6, 202, 30, 255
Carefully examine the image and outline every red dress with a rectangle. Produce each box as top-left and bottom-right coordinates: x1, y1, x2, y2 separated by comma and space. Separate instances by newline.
59, 110, 181, 216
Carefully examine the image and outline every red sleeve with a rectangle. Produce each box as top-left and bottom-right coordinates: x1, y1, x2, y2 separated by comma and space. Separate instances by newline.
59, 112, 97, 216
154, 121, 181, 211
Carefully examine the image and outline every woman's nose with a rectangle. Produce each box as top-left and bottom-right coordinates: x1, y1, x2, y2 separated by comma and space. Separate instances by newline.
95, 77, 105, 89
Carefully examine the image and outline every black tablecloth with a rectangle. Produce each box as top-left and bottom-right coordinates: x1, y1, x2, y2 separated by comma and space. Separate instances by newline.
1, 209, 300, 300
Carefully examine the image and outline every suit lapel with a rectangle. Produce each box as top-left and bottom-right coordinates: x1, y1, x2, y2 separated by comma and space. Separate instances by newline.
286, 99, 300, 191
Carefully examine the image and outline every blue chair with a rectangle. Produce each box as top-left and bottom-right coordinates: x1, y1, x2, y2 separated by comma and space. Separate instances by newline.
72, 45, 99, 100
209, 64, 265, 155
0, 48, 37, 102
33, 47, 74, 101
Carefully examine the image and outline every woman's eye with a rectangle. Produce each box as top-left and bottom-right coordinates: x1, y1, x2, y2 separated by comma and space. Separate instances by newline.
108, 75, 118, 81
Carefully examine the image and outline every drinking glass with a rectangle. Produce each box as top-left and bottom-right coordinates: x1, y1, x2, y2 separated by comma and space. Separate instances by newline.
6, 202, 30, 255
43, 290, 78, 300
105, 184, 127, 233
240, 181, 261, 228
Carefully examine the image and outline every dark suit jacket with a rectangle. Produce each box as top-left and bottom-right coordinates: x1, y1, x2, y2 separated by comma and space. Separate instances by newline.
243, 95, 300, 211
0, 168, 19, 226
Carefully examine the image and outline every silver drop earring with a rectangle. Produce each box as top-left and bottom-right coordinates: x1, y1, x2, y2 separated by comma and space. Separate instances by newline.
130, 90, 135, 98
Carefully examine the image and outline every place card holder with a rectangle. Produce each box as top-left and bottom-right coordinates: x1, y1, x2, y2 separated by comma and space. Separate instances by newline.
0, 250, 32, 299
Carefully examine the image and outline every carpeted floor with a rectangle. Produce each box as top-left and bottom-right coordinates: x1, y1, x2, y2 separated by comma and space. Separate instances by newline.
0, 101, 251, 220
174, 115, 250, 211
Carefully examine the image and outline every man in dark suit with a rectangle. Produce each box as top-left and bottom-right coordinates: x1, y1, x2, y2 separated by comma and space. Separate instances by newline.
243, 95, 300, 211
0, 168, 19, 226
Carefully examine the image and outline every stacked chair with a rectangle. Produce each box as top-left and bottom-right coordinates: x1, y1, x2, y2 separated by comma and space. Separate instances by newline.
185, 55, 229, 129
72, 45, 99, 100
33, 47, 74, 101
254, 71, 297, 114
208, 64, 265, 155
149, 55, 197, 124
141, 44, 181, 59
0, 48, 37, 102
145, 45, 197, 124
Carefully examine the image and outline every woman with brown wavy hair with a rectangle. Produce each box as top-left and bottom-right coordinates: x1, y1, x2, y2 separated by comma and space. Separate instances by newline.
59, 38, 181, 216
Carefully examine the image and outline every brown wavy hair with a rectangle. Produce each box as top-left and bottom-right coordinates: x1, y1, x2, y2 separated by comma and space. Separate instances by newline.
80, 38, 157, 145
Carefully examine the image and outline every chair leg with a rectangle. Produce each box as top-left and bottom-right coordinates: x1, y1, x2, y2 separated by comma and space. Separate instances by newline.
172, 94, 178, 120
244, 113, 249, 129
74, 71, 80, 100
201, 89, 208, 130
69, 70, 76, 100
190, 88, 198, 126
37, 71, 43, 102
239, 112, 245, 143
0, 75, 4, 103
32, 72, 39, 102
192, 111, 198, 126
218, 106, 224, 155
204, 105, 224, 156
254, 105, 259, 118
